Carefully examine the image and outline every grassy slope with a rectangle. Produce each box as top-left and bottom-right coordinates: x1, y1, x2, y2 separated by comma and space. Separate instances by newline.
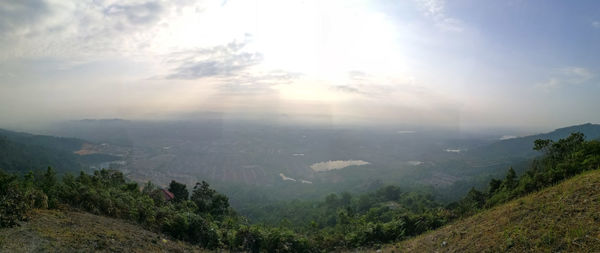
0, 209, 203, 253
382, 170, 600, 252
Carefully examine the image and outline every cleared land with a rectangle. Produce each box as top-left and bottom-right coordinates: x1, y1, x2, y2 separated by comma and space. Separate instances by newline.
0, 209, 202, 253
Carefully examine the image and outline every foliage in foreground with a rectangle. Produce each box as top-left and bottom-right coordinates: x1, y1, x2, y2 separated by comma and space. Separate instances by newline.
399, 168, 600, 252
1, 132, 599, 252
452, 132, 600, 216
0, 167, 316, 251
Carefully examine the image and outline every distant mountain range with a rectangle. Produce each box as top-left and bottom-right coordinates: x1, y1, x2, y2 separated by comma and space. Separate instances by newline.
468, 123, 600, 160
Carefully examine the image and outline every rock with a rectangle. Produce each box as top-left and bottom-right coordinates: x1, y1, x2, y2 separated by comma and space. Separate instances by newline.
441, 241, 448, 247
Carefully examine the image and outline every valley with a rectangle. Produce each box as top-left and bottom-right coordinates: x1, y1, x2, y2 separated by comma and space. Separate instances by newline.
29, 120, 600, 209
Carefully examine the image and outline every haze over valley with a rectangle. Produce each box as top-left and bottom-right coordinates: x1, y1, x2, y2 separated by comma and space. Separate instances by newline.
1, 0, 600, 251
18, 118, 599, 208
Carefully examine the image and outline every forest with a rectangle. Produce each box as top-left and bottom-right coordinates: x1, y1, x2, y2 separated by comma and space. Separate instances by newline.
1, 133, 599, 252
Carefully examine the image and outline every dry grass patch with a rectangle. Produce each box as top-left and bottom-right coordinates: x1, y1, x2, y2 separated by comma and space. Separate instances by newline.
391, 170, 600, 252
0, 209, 204, 253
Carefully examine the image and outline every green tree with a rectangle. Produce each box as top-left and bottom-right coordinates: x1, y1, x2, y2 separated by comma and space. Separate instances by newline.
210, 193, 230, 217
502, 167, 517, 190
463, 188, 485, 209
191, 181, 215, 212
168, 180, 189, 202
142, 181, 157, 195
325, 193, 339, 210
378, 185, 401, 201
191, 181, 230, 217
487, 178, 502, 195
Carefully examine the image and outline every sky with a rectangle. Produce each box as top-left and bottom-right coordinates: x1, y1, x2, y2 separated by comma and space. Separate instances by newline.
0, 0, 599, 131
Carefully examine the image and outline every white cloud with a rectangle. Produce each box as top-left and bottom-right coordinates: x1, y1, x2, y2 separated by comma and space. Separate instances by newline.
413, 0, 464, 32
0, 0, 207, 61
537, 78, 561, 90
593, 21, 600, 28
436, 18, 464, 32
561, 67, 593, 82
536, 67, 594, 90
499, 135, 517, 140
415, 0, 445, 19
164, 39, 262, 80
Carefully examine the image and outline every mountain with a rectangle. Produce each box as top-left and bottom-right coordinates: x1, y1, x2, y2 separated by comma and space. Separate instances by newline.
394, 169, 600, 252
0, 129, 120, 174
0, 209, 202, 252
468, 123, 600, 160
0, 129, 85, 153
434, 123, 600, 197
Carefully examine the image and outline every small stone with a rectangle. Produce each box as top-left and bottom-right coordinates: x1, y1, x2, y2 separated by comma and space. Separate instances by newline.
441, 241, 448, 247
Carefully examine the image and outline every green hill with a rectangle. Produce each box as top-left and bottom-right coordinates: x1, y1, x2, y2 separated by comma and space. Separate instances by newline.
0, 129, 120, 174
392, 169, 600, 252
0, 209, 203, 252
469, 123, 600, 160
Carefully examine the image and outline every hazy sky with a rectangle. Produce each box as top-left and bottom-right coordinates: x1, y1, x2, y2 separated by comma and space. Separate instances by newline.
0, 0, 599, 130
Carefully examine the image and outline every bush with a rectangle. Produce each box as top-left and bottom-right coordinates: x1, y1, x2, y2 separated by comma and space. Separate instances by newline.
0, 186, 30, 227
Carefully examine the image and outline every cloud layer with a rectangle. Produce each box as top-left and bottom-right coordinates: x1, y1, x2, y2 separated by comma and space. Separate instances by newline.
0, 0, 599, 129
537, 67, 594, 90
166, 40, 262, 80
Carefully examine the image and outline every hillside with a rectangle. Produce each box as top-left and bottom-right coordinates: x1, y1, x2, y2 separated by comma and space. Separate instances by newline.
0, 130, 597, 252
0, 129, 120, 174
468, 123, 600, 160
0, 209, 202, 252
391, 169, 600, 252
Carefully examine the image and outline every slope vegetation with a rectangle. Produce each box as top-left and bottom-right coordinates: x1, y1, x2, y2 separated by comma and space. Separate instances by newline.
0, 128, 119, 174
469, 123, 600, 160
0, 209, 202, 252
394, 169, 600, 252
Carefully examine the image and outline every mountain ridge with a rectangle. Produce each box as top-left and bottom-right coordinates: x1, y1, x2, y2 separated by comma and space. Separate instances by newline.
468, 123, 600, 160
